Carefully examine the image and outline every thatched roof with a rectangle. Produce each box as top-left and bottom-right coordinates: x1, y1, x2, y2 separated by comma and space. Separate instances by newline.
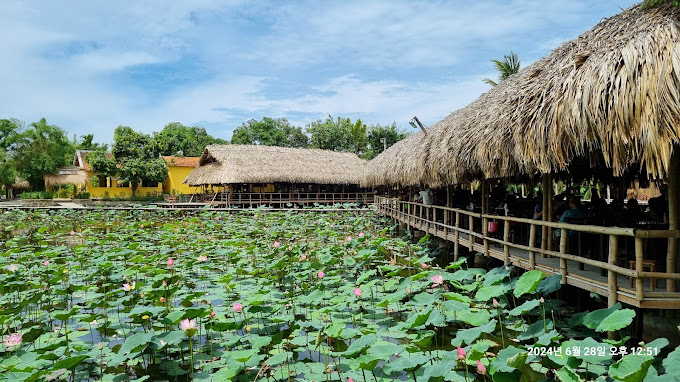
364, 3, 680, 187
184, 145, 367, 186
163, 156, 200, 167
2, 177, 29, 190
44, 167, 90, 186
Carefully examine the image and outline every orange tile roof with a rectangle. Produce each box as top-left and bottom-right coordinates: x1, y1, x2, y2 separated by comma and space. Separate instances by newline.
163, 156, 200, 167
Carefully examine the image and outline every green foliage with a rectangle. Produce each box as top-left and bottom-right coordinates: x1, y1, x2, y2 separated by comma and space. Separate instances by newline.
231, 117, 307, 148
12, 118, 75, 190
484, 52, 521, 86
20, 191, 53, 199
306, 115, 361, 154
87, 150, 117, 178
643, 0, 680, 7
77, 134, 108, 151
365, 123, 410, 159
151, 122, 226, 156
109, 126, 168, 196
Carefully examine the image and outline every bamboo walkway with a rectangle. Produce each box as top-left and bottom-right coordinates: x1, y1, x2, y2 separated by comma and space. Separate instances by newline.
377, 197, 680, 309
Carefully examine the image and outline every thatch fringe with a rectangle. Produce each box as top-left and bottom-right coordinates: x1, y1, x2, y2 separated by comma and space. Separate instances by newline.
363, 3, 680, 187
43, 167, 90, 186
184, 145, 367, 186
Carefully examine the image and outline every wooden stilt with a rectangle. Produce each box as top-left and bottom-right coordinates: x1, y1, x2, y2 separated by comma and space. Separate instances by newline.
667, 147, 679, 292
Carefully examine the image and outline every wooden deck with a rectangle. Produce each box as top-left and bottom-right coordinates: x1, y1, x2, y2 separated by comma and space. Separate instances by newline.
376, 197, 680, 309
187, 192, 375, 207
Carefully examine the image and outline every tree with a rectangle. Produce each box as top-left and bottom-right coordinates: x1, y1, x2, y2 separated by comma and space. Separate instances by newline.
306, 115, 363, 154
0, 119, 21, 192
231, 117, 308, 148
365, 123, 410, 159
77, 134, 108, 151
92, 126, 168, 197
152, 122, 226, 157
12, 118, 75, 190
483, 52, 521, 86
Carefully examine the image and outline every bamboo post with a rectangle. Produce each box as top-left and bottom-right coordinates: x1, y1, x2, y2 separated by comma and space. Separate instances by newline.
469, 215, 474, 249
541, 175, 550, 258
529, 224, 536, 270
547, 173, 554, 254
482, 179, 490, 257
454, 211, 460, 261
635, 237, 644, 302
504, 220, 511, 264
560, 229, 568, 284
608, 235, 619, 308
668, 148, 679, 292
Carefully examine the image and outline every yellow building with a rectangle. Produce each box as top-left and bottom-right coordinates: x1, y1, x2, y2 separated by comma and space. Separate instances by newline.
73, 151, 199, 199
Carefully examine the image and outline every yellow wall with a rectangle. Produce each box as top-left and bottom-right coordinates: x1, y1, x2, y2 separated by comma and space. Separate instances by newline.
83, 170, 163, 198
163, 166, 199, 195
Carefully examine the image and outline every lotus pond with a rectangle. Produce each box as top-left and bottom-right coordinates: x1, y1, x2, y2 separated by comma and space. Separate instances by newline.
0, 208, 679, 382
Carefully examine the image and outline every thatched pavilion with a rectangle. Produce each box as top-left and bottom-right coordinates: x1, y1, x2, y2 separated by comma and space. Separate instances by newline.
365, 2, 680, 310
184, 145, 371, 206
43, 166, 90, 198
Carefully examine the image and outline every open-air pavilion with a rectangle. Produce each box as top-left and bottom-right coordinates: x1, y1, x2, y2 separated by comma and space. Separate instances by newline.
183, 144, 373, 207
364, 3, 680, 311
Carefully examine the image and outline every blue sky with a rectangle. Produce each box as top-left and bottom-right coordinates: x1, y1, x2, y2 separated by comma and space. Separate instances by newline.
0, 0, 639, 143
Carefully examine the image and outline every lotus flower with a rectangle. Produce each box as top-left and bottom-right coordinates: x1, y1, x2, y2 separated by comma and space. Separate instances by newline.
477, 360, 487, 375
348, 378, 354, 382
358, 232, 365, 237
420, 262, 428, 269
69, 230, 75, 236
233, 302, 243, 313
540, 297, 545, 303
493, 298, 499, 307
354, 288, 362, 297
457, 346, 466, 360
7, 264, 18, 272
3, 332, 22, 349
43, 260, 50, 266
346, 236, 352, 241
317, 270, 325, 279
122, 282, 136, 291
274, 241, 280, 248
180, 318, 197, 337
162, 280, 167, 287
209, 310, 216, 319
167, 257, 174, 267
430, 274, 444, 287
300, 254, 307, 261
197, 255, 208, 262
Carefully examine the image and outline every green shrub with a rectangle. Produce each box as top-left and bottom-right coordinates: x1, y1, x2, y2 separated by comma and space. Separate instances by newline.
20, 191, 53, 199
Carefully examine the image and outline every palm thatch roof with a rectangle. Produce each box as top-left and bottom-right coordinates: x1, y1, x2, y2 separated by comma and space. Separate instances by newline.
2, 177, 29, 190
364, 2, 680, 187
184, 145, 367, 186
44, 167, 90, 186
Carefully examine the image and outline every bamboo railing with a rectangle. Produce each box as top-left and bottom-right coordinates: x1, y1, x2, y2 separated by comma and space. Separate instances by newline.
199, 192, 375, 206
376, 196, 680, 309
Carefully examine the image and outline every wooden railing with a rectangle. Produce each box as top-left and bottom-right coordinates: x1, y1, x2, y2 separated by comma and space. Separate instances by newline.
376, 196, 680, 309
192, 192, 375, 206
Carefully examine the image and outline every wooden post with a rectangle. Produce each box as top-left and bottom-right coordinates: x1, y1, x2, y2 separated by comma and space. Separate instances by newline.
608, 235, 619, 307
608, 234, 620, 340
547, 173, 554, 254
667, 147, 679, 292
529, 223, 536, 270
635, 237, 644, 302
454, 211, 460, 261
482, 179, 490, 257
503, 219, 511, 264
559, 229, 568, 284
469, 215, 474, 249
541, 174, 550, 258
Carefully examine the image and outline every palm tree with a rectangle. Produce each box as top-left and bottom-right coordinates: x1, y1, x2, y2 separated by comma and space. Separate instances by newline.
483, 52, 520, 86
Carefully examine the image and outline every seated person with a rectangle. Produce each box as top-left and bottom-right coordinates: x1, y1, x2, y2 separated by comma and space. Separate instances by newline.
557, 196, 587, 237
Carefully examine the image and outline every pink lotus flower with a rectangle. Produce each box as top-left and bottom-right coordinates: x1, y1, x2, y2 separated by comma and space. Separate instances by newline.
179, 318, 196, 331
354, 288, 362, 297
317, 270, 325, 279
43, 260, 50, 266
263, 227, 267, 231
197, 255, 208, 262
69, 231, 75, 236
540, 297, 545, 303
477, 360, 487, 375
162, 280, 167, 287
233, 302, 243, 313
405, 288, 410, 295
160, 297, 166, 303
430, 274, 444, 287
300, 254, 307, 261
254, 214, 259, 219
122, 282, 136, 292
457, 346, 466, 360
493, 298, 500, 307
274, 241, 280, 248
330, 224, 334, 228
358, 232, 365, 237
346, 236, 352, 242
420, 262, 429, 269
209, 310, 216, 319
348, 378, 354, 382
167, 258, 174, 267
3, 332, 22, 349
7, 264, 18, 272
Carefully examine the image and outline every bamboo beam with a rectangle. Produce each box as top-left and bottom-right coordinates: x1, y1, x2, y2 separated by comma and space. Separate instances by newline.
547, 173, 554, 254
529, 224, 536, 270
469, 215, 474, 249
504, 219, 511, 264
542, 174, 549, 258
608, 235, 619, 308
454, 211, 460, 261
635, 237, 644, 301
